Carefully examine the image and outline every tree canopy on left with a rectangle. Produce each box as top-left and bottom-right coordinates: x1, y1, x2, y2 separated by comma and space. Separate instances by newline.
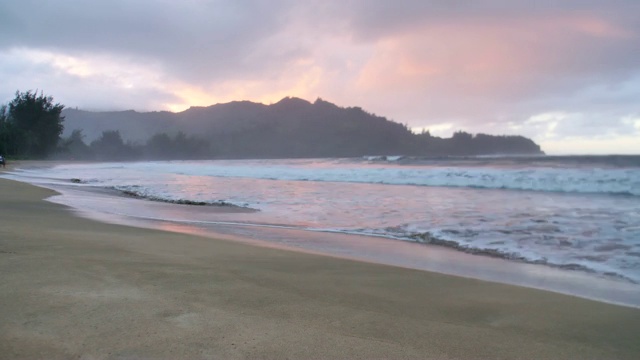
0, 90, 65, 158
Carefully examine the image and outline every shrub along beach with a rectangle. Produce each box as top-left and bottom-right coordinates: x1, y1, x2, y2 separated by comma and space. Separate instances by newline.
1, 174, 640, 359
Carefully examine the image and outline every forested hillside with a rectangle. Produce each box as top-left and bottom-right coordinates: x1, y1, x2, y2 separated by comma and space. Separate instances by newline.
61, 97, 543, 159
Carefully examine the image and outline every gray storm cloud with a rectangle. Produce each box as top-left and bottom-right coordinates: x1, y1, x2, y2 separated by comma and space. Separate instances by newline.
1, 0, 639, 153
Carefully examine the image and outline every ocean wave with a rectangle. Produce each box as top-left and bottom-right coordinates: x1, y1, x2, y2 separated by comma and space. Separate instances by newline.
6, 160, 639, 288
360, 154, 640, 168
39, 158, 639, 197
113, 161, 640, 197
326, 227, 638, 284
363, 155, 405, 162
387, 168, 639, 196
110, 185, 254, 209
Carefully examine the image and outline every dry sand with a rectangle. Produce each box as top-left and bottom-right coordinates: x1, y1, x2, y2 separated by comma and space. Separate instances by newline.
1, 177, 639, 359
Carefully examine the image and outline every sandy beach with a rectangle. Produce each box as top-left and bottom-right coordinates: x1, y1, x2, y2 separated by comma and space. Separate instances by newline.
1, 177, 640, 359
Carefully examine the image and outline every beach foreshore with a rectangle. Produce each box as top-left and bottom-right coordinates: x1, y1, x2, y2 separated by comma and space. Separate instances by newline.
1, 177, 640, 359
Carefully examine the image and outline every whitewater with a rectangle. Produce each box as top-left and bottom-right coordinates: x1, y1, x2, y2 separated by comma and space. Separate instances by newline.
3, 156, 640, 301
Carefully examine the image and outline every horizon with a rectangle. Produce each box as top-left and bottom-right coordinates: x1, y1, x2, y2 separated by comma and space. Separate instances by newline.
2, 1, 639, 155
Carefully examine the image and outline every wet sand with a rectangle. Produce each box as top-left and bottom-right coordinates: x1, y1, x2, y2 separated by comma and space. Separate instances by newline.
1, 177, 640, 359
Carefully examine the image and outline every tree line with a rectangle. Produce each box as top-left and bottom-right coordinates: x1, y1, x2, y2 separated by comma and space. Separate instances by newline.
60, 129, 214, 161
1, 90, 543, 161
0, 90, 216, 160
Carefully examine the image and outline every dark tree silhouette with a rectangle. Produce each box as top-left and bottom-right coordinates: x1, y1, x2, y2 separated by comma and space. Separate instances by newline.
145, 133, 172, 158
58, 129, 93, 159
90, 130, 132, 160
3, 90, 65, 158
0, 105, 15, 156
143, 131, 211, 160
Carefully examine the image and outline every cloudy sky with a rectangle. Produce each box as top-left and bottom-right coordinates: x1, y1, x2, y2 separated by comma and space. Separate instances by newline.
1, 0, 639, 154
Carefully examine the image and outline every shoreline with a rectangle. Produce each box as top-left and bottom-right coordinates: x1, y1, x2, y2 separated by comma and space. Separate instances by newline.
35, 182, 640, 308
1, 177, 640, 358
3, 162, 640, 308
59, 194, 640, 309
3, 161, 640, 308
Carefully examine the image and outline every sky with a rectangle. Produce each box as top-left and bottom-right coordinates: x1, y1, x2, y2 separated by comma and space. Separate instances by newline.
1, 0, 639, 155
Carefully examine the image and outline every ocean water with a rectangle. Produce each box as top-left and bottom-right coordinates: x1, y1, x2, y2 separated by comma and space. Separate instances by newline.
5, 156, 640, 286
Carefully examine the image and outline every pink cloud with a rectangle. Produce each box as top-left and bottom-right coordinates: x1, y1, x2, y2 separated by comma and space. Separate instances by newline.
348, 10, 639, 122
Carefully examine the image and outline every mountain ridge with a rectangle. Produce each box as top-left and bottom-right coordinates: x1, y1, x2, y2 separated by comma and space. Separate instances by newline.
62, 97, 544, 158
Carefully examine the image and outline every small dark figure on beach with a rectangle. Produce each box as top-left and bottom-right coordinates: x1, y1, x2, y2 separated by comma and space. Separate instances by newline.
0, 155, 5, 168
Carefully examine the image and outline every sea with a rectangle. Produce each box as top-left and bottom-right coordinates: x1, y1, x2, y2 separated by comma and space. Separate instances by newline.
3, 155, 640, 306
